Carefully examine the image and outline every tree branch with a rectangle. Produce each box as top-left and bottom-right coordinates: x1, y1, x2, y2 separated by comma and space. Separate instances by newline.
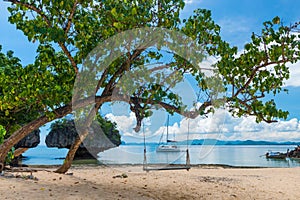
5, 0, 79, 74
101, 48, 146, 95
64, 0, 78, 33
234, 58, 291, 98
230, 97, 277, 123
0, 94, 112, 167
5, 0, 51, 25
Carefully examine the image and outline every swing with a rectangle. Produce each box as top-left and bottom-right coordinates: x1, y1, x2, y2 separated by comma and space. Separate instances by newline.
142, 69, 211, 171
142, 119, 191, 172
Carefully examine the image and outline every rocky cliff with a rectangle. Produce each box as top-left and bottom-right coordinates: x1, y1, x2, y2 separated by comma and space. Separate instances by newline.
15, 129, 40, 149
46, 118, 121, 159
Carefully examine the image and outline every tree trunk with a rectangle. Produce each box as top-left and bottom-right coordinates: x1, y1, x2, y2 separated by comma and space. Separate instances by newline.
14, 148, 29, 158
0, 105, 72, 172
55, 130, 89, 173
0, 96, 110, 172
0, 116, 49, 171
158, 0, 162, 26
55, 100, 100, 173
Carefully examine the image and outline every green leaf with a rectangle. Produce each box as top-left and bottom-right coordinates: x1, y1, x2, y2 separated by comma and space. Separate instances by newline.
272, 16, 280, 24
113, 22, 122, 29
132, 7, 137, 15
111, 8, 118, 18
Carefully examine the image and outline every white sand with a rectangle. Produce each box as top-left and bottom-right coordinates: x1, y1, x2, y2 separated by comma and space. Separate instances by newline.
0, 165, 299, 199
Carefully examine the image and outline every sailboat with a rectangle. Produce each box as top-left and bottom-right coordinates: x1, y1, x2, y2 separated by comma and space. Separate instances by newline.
156, 115, 181, 152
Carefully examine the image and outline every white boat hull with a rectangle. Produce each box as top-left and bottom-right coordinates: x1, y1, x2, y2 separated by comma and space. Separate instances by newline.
156, 145, 181, 152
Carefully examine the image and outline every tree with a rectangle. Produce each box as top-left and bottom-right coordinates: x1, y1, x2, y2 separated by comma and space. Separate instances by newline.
0, 0, 300, 173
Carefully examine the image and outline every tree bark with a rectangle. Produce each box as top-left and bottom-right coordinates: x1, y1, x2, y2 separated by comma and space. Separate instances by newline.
0, 116, 49, 171
0, 96, 111, 172
14, 148, 29, 158
55, 101, 100, 173
55, 130, 89, 173
0, 105, 72, 172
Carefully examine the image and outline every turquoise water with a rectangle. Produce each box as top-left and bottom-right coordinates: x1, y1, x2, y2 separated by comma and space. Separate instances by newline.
22, 145, 300, 168
22, 146, 69, 165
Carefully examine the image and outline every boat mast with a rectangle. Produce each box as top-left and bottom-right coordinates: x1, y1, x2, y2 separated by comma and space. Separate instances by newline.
166, 115, 169, 143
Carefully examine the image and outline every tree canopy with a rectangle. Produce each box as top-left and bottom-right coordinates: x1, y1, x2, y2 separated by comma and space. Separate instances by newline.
0, 0, 300, 173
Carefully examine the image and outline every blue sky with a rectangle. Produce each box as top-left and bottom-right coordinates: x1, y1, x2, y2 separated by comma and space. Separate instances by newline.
183, 0, 300, 48
1, 0, 300, 143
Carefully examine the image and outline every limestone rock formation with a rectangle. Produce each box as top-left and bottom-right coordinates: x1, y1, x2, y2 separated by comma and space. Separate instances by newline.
46, 119, 121, 159
15, 129, 40, 149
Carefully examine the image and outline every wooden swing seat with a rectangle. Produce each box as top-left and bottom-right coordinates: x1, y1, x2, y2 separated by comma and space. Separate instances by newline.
143, 164, 190, 172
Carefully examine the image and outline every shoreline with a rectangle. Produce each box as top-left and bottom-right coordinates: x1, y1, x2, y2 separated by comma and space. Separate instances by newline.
23, 163, 290, 169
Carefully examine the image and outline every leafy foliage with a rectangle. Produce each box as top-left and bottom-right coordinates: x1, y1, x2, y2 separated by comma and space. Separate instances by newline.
0, 125, 5, 144
1, 0, 300, 170
2, 0, 297, 131
0, 44, 74, 135
218, 17, 300, 122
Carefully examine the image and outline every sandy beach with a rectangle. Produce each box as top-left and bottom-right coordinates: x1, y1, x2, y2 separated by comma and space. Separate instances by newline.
0, 165, 300, 200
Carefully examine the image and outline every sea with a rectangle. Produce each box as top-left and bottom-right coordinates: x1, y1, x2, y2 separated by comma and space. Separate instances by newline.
21, 144, 300, 168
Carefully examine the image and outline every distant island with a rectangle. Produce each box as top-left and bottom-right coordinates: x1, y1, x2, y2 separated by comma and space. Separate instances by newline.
121, 139, 300, 146
189, 139, 300, 146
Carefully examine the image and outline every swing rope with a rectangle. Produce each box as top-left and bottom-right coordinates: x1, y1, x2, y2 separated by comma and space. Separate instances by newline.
143, 118, 191, 172
143, 123, 147, 171
186, 118, 190, 167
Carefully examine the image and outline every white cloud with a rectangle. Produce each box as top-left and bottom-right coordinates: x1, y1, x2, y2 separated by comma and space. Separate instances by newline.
105, 109, 168, 142
184, 0, 194, 4
224, 116, 300, 142
106, 112, 138, 137
274, 118, 299, 132
284, 61, 300, 87
198, 56, 218, 77
233, 116, 264, 132
218, 18, 251, 34
106, 108, 300, 143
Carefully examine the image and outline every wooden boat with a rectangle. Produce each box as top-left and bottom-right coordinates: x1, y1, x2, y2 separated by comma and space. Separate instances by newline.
265, 151, 287, 159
